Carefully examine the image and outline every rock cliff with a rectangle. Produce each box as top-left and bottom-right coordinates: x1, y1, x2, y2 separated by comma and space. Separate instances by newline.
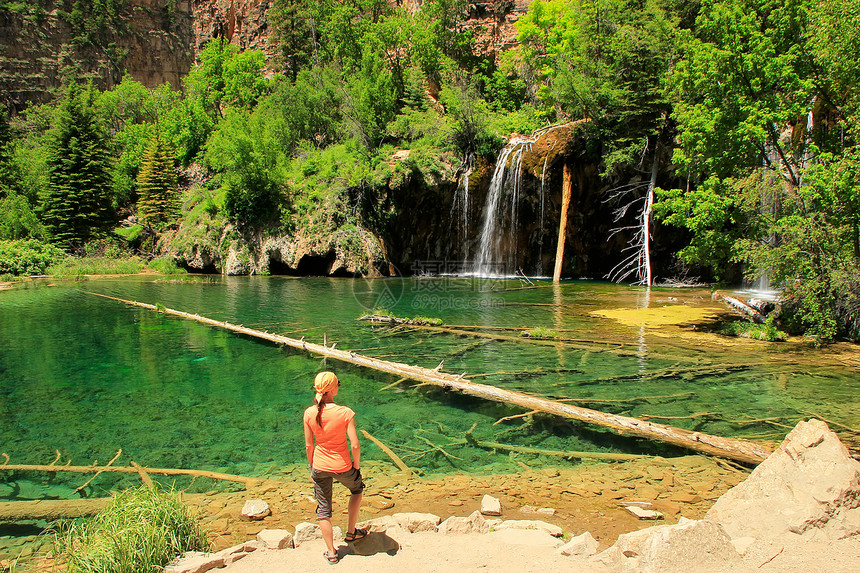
0, 0, 195, 111
0, 0, 529, 111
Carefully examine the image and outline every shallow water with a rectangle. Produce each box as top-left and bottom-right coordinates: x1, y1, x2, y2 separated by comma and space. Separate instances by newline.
1, 276, 858, 499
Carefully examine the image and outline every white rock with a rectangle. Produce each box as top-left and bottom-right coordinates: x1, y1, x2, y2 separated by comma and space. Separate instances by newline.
623, 505, 663, 520
293, 522, 342, 546
595, 518, 740, 572
480, 494, 502, 516
493, 520, 563, 537
392, 512, 441, 532
730, 536, 756, 556
163, 554, 225, 573
293, 522, 321, 546
706, 419, 860, 541
558, 531, 600, 556
536, 507, 556, 516
241, 499, 270, 520
256, 528, 294, 549
439, 510, 490, 534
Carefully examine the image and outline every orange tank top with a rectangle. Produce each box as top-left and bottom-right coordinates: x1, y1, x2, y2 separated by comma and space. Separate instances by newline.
303, 403, 355, 473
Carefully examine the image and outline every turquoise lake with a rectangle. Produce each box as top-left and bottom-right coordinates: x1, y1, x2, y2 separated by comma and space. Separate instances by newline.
1, 275, 858, 499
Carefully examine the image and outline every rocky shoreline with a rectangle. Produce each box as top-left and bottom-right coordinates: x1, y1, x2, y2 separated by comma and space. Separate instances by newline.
162, 418, 860, 572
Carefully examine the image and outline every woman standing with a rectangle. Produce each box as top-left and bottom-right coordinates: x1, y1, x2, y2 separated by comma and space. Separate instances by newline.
303, 371, 366, 564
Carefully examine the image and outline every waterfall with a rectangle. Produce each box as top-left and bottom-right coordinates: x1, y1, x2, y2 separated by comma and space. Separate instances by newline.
472, 136, 533, 276
450, 156, 474, 261
534, 153, 551, 276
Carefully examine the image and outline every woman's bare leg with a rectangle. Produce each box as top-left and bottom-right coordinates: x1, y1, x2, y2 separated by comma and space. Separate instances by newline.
319, 517, 336, 555
347, 492, 363, 534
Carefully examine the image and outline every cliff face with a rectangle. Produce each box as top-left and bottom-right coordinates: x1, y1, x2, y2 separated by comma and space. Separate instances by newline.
0, 1, 195, 112
191, 0, 275, 58
0, 0, 528, 111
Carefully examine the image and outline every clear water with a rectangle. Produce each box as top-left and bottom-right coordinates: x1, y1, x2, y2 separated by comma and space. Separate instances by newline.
1, 276, 859, 500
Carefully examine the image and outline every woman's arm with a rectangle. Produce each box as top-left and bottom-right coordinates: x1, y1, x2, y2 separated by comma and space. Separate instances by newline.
346, 417, 361, 470
303, 418, 315, 467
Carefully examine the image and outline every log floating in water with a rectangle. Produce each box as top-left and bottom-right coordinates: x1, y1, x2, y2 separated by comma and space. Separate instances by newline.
0, 498, 112, 521
0, 460, 269, 486
84, 292, 773, 465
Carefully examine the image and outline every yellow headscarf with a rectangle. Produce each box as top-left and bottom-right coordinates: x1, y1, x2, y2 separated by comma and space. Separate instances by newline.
314, 371, 339, 403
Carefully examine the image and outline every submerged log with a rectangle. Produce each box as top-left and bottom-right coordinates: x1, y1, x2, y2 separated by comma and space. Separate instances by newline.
0, 498, 111, 521
84, 292, 773, 465
0, 460, 269, 486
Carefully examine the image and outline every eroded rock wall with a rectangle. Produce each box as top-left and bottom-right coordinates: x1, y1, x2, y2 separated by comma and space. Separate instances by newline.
0, 1, 195, 112
1, 0, 530, 111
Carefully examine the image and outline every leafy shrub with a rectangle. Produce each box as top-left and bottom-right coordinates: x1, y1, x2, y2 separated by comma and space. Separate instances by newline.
54, 484, 208, 573
147, 257, 186, 274
46, 256, 144, 277
0, 239, 64, 276
411, 316, 443, 325
521, 326, 560, 339
720, 316, 787, 342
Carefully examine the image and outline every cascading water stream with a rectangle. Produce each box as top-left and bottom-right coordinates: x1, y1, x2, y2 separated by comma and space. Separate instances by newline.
472, 136, 533, 276
450, 156, 474, 261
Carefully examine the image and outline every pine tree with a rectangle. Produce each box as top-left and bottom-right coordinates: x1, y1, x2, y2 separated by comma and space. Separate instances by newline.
136, 129, 178, 229
0, 106, 19, 196
41, 81, 115, 249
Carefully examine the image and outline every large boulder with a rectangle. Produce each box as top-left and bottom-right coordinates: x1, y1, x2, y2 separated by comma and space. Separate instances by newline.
593, 517, 740, 573
706, 419, 860, 540
439, 510, 490, 535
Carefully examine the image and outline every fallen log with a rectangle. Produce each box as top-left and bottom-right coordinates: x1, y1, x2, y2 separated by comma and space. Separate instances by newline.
720, 295, 766, 323
0, 498, 111, 521
0, 459, 270, 487
84, 292, 773, 465
360, 430, 413, 475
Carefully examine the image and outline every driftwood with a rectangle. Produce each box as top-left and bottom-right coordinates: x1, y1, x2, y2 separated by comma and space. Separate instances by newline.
75, 449, 123, 493
463, 424, 649, 461
361, 316, 628, 352
84, 292, 773, 465
0, 459, 269, 486
360, 430, 413, 475
720, 295, 766, 323
0, 498, 112, 521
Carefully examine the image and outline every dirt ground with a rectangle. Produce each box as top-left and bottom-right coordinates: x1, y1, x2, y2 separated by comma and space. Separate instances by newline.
192, 454, 745, 553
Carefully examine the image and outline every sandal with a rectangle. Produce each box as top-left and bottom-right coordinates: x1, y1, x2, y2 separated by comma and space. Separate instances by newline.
324, 551, 339, 564
345, 527, 368, 542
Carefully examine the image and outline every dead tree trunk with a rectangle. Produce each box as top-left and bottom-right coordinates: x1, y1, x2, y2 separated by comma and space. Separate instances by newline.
643, 149, 658, 287
553, 162, 573, 283
0, 499, 111, 521
84, 292, 773, 465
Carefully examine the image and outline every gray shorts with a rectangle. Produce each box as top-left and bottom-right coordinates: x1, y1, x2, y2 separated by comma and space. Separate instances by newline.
311, 466, 365, 519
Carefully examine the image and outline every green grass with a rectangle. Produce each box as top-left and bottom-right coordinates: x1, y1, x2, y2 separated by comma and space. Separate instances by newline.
147, 257, 187, 275
53, 484, 209, 573
521, 326, 560, 339
411, 316, 443, 325
45, 256, 145, 277
720, 317, 787, 342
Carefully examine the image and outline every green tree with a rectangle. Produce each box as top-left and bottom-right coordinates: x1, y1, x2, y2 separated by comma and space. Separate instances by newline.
206, 105, 290, 227
0, 107, 19, 195
41, 81, 115, 249
136, 129, 178, 229
659, 0, 860, 339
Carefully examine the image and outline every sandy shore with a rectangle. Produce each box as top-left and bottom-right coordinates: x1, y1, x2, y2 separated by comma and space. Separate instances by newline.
188, 455, 746, 556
